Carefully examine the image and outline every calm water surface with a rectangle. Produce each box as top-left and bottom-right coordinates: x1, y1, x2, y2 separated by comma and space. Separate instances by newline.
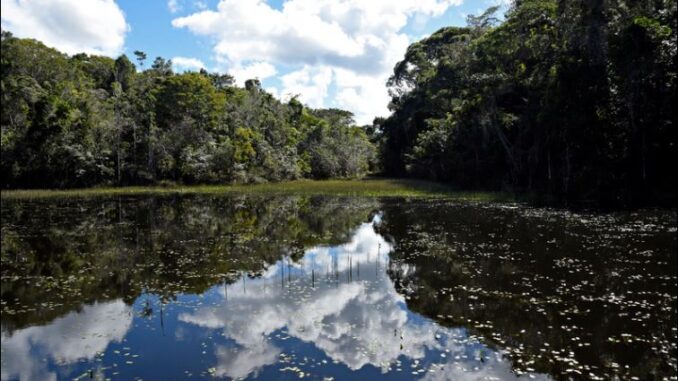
1, 195, 676, 380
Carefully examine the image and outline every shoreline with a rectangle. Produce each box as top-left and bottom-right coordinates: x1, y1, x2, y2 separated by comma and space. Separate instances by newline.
0, 178, 509, 201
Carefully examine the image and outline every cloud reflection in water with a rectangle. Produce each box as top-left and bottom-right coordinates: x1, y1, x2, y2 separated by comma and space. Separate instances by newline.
179, 217, 552, 380
1, 300, 132, 381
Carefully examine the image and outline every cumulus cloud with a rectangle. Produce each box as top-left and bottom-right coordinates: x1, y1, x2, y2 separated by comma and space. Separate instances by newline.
172, 56, 206, 72
171, 0, 464, 124
230, 61, 278, 85
0, 0, 128, 56
333, 68, 393, 125
278, 65, 333, 108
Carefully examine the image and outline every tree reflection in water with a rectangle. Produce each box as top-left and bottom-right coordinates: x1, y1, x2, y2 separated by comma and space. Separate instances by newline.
1, 195, 675, 380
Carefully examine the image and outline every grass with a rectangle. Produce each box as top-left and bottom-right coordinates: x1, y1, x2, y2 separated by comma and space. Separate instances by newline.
0, 178, 513, 201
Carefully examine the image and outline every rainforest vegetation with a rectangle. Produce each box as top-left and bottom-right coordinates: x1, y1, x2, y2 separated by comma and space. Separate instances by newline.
0, 32, 376, 188
1, 0, 676, 204
379, 0, 676, 203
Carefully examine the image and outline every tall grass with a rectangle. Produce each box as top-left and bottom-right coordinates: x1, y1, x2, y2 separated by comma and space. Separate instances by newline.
1, 178, 512, 201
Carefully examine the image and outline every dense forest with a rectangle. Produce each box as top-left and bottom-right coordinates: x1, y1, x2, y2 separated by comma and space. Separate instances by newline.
0, 31, 376, 188
1, 0, 676, 204
379, 0, 676, 204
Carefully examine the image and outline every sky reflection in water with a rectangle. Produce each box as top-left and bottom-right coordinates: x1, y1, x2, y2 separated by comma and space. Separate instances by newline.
1, 214, 549, 381
3, 195, 675, 380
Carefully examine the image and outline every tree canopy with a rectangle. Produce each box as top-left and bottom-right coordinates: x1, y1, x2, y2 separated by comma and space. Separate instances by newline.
2, 0, 675, 205
0, 31, 376, 188
377, 0, 676, 204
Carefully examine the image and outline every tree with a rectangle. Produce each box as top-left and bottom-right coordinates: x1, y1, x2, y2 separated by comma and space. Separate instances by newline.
133, 50, 147, 69
378, 1, 676, 205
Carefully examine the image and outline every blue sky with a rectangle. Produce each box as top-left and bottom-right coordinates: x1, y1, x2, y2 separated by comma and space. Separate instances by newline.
1, 0, 509, 124
115, 0, 489, 69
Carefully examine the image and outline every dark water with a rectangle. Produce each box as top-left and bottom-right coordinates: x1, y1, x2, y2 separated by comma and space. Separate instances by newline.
1, 195, 676, 381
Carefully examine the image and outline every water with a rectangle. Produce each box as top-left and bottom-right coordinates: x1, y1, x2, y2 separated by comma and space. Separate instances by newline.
1, 195, 676, 380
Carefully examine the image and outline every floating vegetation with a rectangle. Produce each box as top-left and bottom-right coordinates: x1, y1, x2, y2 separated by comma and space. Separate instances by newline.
1, 195, 675, 380
381, 199, 677, 380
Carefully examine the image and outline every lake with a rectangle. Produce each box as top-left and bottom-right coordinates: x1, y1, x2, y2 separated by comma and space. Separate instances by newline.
1, 194, 676, 380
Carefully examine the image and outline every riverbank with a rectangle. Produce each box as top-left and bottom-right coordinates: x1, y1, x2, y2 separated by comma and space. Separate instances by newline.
0, 178, 511, 201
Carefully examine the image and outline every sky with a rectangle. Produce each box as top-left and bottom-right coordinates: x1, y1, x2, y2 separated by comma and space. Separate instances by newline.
0, 0, 509, 124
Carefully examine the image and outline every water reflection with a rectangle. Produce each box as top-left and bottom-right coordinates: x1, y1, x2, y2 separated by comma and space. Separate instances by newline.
378, 199, 677, 380
181, 218, 549, 380
1, 300, 131, 381
1, 195, 675, 380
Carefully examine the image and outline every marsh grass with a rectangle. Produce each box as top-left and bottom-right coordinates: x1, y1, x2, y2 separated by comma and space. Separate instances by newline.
0, 178, 512, 201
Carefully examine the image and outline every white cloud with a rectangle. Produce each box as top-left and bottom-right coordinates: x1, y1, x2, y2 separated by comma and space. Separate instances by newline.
279, 65, 333, 108
333, 68, 392, 125
168, 0, 181, 13
0, 0, 129, 57
265, 86, 281, 99
229, 61, 278, 85
172, 56, 206, 72
171, 0, 464, 124
168, 0, 209, 14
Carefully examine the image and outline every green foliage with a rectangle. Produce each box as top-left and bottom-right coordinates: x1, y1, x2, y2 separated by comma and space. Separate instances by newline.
379, 0, 676, 204
0, 179, 506, 200
0, 31, 376, 188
